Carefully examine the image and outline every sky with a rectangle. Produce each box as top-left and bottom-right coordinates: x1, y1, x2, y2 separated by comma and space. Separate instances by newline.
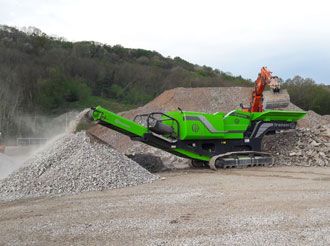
0, 0, 330, 84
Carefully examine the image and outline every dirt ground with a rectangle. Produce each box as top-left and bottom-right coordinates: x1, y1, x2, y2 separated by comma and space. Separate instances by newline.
0, 166, 330, 246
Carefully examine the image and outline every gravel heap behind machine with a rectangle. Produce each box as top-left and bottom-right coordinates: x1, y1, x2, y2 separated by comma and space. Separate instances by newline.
84, 67, 306, 169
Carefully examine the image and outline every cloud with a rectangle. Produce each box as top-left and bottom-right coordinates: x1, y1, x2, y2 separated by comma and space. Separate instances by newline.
0, 0, 329, 83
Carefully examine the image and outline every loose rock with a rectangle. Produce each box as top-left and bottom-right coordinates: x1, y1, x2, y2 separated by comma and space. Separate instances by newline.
0, 131, 158, 201
263, 127, 330, 166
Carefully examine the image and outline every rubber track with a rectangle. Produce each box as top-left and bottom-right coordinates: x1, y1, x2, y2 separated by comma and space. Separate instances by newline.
208, 151, 274, 170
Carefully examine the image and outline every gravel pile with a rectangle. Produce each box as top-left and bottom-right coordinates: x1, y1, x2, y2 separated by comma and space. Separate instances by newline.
0, 131, 158, 201
263, 126, 330, 166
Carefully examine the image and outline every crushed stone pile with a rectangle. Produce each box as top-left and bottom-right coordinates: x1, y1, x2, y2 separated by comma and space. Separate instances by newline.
88, 87, 330, 168
263, 126, 330, 166
0, 131, 158, 201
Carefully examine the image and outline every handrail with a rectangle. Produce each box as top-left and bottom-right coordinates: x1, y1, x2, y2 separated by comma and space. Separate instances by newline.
146, 112, 180, 139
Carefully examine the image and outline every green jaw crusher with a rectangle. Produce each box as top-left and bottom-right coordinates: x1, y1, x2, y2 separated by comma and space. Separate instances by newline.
88, 105, 306, 169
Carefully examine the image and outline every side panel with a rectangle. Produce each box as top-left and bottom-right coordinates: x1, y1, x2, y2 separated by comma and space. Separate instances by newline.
250, 110, 306, 122
222, 111, 251, 139
182, 112, 226, 140
166, 111, 251, 140
166, 111, 227, 140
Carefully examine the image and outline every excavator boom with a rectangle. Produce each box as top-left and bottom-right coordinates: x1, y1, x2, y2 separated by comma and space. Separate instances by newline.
248, 67, 289, 112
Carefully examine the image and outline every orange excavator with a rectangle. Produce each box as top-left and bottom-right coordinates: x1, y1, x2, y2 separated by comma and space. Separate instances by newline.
242, 66, 289, 112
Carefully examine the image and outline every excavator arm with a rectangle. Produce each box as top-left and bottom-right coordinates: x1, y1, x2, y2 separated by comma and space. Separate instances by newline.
246, 67, 283, 112
251, 66, 278, 112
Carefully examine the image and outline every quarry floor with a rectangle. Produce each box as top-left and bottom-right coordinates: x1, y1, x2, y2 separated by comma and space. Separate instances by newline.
0, 166, 330, 246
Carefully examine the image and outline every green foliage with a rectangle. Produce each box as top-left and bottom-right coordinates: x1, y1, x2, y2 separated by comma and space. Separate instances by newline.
110, 84, 124, 98
0, 24, 329, 140
0, 25, 252, 111
124, 86, 154, 105
0, 25, 261, 139
283, 76, 330, 115
71, 96, 133, 113
36, 68, 91, 113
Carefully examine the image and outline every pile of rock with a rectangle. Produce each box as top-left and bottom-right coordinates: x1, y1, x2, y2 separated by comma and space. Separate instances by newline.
0, 131, 158, 201
263, 126, 330, 166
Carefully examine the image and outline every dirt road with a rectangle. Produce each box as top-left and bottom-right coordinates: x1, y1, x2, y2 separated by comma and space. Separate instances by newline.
0, 166, 329, 245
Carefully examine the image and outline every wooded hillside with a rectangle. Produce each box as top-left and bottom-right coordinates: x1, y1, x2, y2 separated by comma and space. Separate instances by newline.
0, 25, 252, 139
0, 25, 329, 140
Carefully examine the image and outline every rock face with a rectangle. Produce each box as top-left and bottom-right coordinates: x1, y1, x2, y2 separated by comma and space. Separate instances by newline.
87, 87, 330, 168
0, 131, 158, 201
263, 126, 330, 166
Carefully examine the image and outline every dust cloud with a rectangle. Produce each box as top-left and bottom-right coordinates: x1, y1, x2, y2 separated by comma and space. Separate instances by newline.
0, 111, 81, 179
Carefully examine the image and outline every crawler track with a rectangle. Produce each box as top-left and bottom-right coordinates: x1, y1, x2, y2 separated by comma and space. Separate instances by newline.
208, 151, 274, 170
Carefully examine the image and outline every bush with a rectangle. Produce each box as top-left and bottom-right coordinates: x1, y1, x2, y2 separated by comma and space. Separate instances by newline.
284, 76, 330, 115
37, 76, 91, 113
